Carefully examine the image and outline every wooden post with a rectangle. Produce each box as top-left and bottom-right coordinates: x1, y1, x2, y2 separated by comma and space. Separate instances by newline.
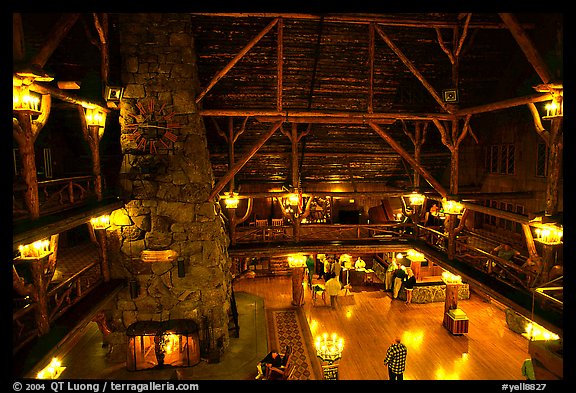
445, 214, 457, 260
442, 282, 460, 329
95, 229, 110, 282
291, 266, 306, 306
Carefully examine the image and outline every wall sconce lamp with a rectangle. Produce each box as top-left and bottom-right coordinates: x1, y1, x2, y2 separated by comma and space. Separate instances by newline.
18, 239, 53, 259
542, 93, 563, 119
84, 106, 107, 129
13, 82, 42, 114
36, 357, 65, 379
222, 191, 240, 209
523, 321, 560, 341
441, 271, 462, 285
13, 64, 53, 114
405, 191, 425, 206
90, 214, 111, 230
441, 197, 464, 215
532, 222, 563, 245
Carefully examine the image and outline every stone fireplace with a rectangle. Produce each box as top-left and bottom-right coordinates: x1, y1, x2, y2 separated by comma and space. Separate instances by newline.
101, 13, 233, 366
126, 319, 201, 371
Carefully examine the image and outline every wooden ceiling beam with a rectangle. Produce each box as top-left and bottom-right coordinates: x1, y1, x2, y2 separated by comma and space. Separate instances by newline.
30, 82, 109, 113
30, 13, 81, 69
200, 109, 454, 122
455, 92, 553, 117
191, 13, 532, 29
369, 122, 448, 198
195, 18, 279, 104
374, 24, 452, 114
499, 13, 554, 85
208, 121, 283, 201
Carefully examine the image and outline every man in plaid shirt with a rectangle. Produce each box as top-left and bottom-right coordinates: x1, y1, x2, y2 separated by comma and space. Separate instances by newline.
383, 336, 407, 380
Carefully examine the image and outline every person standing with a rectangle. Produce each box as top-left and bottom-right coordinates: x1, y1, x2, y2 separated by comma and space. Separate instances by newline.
305, 255, 315, 287
383, 336, 408, 380
332, 257, 342, 281
404, 268, 416, 305
323, 257, 333, 282
324, 273, 341, 309
385, 257, 398, 292
393, 266, 407, 299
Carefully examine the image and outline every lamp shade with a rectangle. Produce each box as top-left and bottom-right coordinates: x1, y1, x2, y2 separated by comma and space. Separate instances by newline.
110, 208, 134, 227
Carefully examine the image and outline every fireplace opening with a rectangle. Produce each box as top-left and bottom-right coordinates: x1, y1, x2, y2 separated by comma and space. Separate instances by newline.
126, 319, 201, 371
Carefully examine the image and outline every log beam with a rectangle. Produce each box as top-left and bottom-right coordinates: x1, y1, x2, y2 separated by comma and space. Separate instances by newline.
208, 121, 283, 201
499, 13, 553, 85
369, 122, 448, 198
195, 18, 279, 104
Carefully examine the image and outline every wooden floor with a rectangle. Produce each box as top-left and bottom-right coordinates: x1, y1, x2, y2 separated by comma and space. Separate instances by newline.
233, 274, 531, 381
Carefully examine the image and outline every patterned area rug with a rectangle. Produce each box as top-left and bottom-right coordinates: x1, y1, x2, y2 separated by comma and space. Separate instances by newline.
265, 308, 321, 380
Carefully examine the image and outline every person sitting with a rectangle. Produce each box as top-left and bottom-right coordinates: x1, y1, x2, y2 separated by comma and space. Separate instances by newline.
354, 257, 366, 270
493, 243, 521, 262
255, 348, 284, 380
487, 243, 520, 277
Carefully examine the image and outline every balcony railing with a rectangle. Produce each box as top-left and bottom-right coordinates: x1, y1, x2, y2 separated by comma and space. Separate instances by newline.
13, 175, 98, 222
12, 259, 103, 353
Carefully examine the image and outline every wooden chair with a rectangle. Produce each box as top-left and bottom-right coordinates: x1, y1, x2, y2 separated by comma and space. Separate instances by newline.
255, 219, 268, 227
265, 345, 293, 380
270, 218, 286, 239
271, 218, 284, 226
255, 219, 270, 240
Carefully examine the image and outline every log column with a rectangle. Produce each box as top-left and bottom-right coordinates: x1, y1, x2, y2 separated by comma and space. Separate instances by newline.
291, 266, 306, 307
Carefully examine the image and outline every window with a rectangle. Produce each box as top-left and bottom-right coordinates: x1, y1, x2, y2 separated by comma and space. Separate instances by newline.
486, 144, 515, 175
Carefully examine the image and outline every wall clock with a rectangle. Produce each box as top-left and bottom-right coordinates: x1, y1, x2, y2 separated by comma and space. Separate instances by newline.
126, 99, 180, 154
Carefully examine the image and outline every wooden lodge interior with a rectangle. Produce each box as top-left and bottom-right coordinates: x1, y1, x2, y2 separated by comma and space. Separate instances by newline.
12, 12, 565, 383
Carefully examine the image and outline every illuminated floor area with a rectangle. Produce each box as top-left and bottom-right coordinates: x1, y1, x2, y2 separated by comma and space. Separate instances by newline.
25, 275, 553, 381
27, 292, 267, 380
233, 275, 536, 381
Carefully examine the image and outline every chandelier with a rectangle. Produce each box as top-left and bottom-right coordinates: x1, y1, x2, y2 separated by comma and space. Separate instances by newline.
315, 332, 344, 364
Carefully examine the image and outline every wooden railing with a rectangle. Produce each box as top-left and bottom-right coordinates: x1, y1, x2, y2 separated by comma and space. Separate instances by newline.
415, 225, 535, 290
12, 260, 103, 353
235, 222, 412, 243
13, 175, 98, 221
234, 222, 536, 290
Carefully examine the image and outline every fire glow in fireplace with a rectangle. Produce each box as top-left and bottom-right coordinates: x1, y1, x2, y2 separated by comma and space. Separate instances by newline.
126, 319, 201, 371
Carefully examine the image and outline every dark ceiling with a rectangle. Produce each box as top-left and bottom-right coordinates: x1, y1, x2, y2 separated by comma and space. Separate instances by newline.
16, 12, 563, 194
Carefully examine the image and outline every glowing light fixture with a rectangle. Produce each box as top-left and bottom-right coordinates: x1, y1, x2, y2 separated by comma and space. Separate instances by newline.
315, 332, 344, 364
532, 222, 563, 245
84, 106, 107, 128
287, 254, 307, 268
523, 322, 560, 341
442, 198, 464, 215
406, 249, 425, 261
37, 357, 65, 379
222, 191, 240, 209
543, 96, 563, 119
90, 214, 111, 230
406, 191, 425, 206
18, 239, 52, 259
13, 83, 42, 113
442, 271, 462, 284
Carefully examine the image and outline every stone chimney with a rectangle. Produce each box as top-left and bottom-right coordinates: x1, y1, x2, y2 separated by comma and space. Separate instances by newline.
103, 13, 232, 363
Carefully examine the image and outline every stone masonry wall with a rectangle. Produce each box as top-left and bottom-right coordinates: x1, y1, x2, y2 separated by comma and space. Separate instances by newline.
104, 13, 232, 362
